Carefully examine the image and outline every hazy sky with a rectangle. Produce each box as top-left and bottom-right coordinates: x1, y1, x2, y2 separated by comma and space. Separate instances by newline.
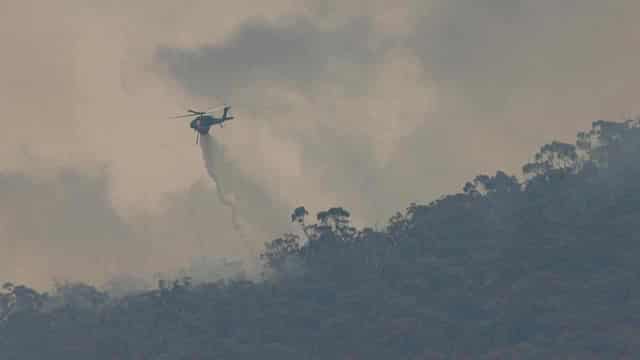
2, 0, 639, 287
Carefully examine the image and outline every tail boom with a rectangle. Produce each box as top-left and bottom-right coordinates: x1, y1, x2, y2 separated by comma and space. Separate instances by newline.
222, 106, 233, 120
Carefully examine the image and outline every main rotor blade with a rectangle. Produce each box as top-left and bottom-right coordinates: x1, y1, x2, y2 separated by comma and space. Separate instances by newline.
196, 132, 200, 144
169, 114, 195, 119
204, 105, 227, 112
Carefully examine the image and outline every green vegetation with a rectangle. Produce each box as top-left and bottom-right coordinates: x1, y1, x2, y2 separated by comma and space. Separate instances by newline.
4, 119, 640, 358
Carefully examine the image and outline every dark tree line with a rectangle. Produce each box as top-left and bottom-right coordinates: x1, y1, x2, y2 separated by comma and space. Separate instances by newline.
3, 119, 640, 358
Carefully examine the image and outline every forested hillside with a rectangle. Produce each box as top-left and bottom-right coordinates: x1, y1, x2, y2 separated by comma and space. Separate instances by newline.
3, 119, 640, 359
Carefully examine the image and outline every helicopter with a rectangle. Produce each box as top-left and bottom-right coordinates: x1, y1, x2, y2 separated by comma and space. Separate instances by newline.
171, 105, 234, 144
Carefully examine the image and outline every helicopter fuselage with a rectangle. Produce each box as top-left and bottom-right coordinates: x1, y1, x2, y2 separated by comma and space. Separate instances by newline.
190, 115, 228, 134
176, 105, 234, 143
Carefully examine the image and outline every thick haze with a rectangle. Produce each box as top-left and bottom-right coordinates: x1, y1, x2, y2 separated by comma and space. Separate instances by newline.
2, 0, 639, 288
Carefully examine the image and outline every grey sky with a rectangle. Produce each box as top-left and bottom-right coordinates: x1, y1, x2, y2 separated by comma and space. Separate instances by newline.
2, 0, 639, 287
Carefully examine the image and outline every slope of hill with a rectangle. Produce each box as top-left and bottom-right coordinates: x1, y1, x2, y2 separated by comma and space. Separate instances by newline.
3, 119, 640, 359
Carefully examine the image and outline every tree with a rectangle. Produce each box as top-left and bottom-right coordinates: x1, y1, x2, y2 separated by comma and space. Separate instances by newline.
261, 233, 301, 271
291, 206, 312, 240
0, 282, 45, 323
522, 141, 578, 177
464, 171, 521, 196
290, 206, 309, 224
315, 207, 356, 239
51, 281, 109, 309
